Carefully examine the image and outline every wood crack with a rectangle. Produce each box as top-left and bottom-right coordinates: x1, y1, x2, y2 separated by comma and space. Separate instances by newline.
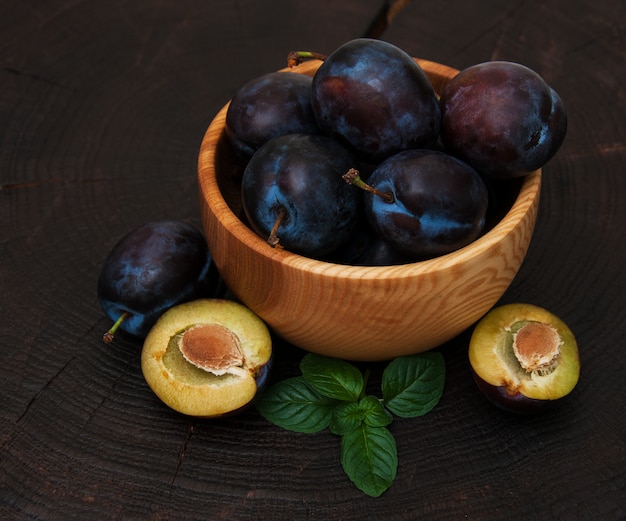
0, 177, 112, 191
3, 66, 68, 88
363, 0, 414, 38
170, 421, 196, 486
14, 355, 76, 426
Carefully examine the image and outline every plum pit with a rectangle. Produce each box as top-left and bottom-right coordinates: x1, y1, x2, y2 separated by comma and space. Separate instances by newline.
511, 321, 561, 376
178, 324, 247, 377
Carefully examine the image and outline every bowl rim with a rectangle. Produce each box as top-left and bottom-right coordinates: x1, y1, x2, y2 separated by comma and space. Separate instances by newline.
198, 59, 542, 281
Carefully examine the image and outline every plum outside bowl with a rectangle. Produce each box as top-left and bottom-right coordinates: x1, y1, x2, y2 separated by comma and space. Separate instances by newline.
197, 59, 541, 362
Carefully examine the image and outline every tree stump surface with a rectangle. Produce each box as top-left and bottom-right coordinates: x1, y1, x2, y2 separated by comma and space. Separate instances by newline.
1, 1, 624, 519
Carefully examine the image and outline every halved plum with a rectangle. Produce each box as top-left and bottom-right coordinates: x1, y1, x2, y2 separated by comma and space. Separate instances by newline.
141, 299, 272, 417
468, 303, 580, 413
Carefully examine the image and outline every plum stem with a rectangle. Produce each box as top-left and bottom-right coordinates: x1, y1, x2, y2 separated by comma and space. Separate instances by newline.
267, 206, 288, 248
342, 168, 394, 203
103, 312, 129, 343
287, 51, 328, 67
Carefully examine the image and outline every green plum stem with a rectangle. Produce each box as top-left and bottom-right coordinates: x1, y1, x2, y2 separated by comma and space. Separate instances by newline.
287, 50, 328, 67
103, 311, 129, 343
342, 168, 394, 203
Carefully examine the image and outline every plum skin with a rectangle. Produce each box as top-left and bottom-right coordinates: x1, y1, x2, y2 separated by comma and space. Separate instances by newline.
440, 61, 567, 178
362, 149, 489, 259
311, 38, 441, 162
241, 133, 362, 258
470, 371, 561, 415
225, 72, 320, 158
324, 225, 416, 266
97, 220, 214, 339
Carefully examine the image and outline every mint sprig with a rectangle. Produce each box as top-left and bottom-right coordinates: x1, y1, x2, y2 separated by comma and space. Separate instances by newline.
255, 352, 446, 497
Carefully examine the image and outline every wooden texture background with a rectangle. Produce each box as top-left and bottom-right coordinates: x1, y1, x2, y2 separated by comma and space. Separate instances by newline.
1, 1, 624, 519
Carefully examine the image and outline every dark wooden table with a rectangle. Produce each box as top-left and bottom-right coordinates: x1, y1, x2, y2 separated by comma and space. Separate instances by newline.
2, 1, 624, 519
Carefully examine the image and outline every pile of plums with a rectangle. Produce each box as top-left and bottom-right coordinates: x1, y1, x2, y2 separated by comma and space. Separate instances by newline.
226, 38, 567, 265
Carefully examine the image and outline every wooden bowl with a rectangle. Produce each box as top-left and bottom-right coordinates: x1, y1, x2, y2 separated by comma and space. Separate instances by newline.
198, 59, 541, 361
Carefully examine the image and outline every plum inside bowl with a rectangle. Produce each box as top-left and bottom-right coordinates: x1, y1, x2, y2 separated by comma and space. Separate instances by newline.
197, 59, 541, 361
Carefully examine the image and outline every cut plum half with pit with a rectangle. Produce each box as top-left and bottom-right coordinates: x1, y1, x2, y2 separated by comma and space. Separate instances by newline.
468, 303, 580, 413
141, 299, 273, 417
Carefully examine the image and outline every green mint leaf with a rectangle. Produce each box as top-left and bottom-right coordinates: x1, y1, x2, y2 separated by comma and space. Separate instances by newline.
341, 424, 397, 497
255, 376, 338, 433
329, 401, 364, 435
330, 396, 393, 436
382, 352, 445, 418
359, 395, 393, 428
300, 353, 364, 402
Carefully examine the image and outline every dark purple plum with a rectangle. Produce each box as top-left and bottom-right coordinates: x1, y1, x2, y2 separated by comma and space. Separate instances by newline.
346, 149, 488, 259
225, 72, 320, 157
97, 220, 215, 341
324, 225, 416, 266
440, 61, 567, 178
311, 38, 441, 162
241, 133, 361, 258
